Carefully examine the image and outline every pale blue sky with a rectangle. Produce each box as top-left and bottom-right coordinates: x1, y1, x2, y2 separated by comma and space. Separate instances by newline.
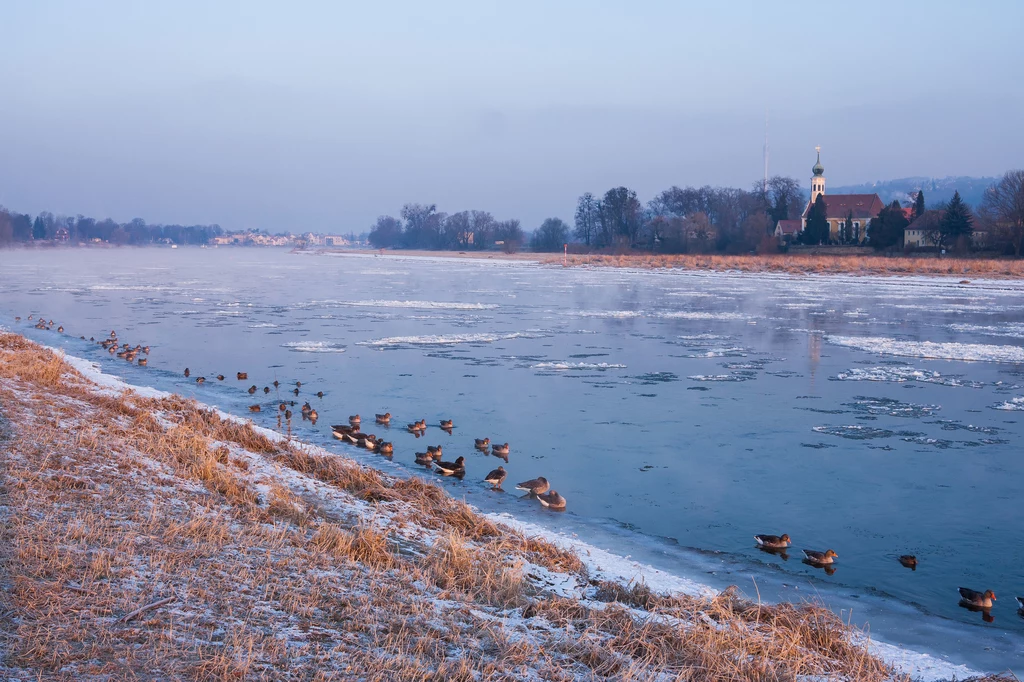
1, 1, 1021, 231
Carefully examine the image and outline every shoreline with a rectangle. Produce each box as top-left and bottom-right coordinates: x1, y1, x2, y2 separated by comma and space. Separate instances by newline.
314, 248, 1024, 279
0, 330, 994, 680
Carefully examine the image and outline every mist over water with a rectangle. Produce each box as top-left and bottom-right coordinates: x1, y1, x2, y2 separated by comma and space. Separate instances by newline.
2, 247, 1022, 670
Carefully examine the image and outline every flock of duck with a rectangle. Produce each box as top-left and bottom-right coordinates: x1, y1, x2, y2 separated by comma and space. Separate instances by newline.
329, 413, 567, 510
13, 314, 1022, 619
752, 533, 1014, 620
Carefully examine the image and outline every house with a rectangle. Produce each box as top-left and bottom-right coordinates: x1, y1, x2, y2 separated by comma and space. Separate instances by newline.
799, 147, 885, 242
904, 210, 941, 247
324, 235, 349, 247
774, 219, 802, 240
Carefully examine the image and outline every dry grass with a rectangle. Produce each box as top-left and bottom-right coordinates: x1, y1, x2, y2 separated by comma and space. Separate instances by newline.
0, 330, 989, 681
546, 252, 1024, 278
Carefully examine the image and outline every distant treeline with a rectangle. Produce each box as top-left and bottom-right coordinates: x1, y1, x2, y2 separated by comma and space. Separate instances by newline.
369, 170, 1024, 257
0, 210, 223, 246
370, 179, 805, 254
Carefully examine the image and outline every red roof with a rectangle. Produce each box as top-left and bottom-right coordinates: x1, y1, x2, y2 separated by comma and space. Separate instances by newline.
803, 194, 885, 220
776, 219, 802, 235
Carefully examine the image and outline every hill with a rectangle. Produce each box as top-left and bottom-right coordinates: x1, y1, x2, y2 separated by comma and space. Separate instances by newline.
829, 176, 998, 209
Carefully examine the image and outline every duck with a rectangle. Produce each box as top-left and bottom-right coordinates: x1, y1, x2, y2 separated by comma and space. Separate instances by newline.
427, 445, 442, 458
440, 419, 454, 429
138, 358, 148, 366
349, 415, 361, 425
958, 587, 996, 609
108, 346, 117, 354
249, 405, 261, 413
57, 325, 64, 333
279, 403, 288, 412
434, 456, 466, 476
414, 451, 435, 466
196, 376, 206, 384
142, 346, 150, 354
301, 402, 312, 415
248, 385, 257, 395
308, 409, 318, 423
802, 549, 838, 565
109, 330, 117, 339
293, 388, 300, 396
273, 380, 280, 388
537, 490, 566, 510
316, 391, 324, 398
407, 422, 423, 433
491, 443, 510, 457
237, 372, 248, 380
331, 424, 355, 435
217, 375, 225, 381
263, 386, 270, 394
474, 437, 490, 449
357, 434, 377, 448
898, 555, 918, 569
515, 477, 549, 495
14, 316, 20, 322
376, 442, 393, 456
375, 413, 392, 424
296, 381, 302, 388
483, 466, 507, 490
184, 367, 190, 377
284, 409, 292, 420
754, 534, 791, 549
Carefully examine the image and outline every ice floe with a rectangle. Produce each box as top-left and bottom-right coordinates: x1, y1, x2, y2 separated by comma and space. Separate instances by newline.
826, 335, 1024, 363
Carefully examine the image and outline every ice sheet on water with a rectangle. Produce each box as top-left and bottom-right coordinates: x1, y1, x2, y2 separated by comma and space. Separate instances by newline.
812, 425, 896, 440
310, 299, 498, 310
532, 361, 627, 371
948, 322, 1024, 338
991, 396, 1024, 411
832, 366, 985, 388
685, 347, 748, 358
359, 331, 548, 347
845, 396, 941, 419
688, 373, 756, 382
826, 335, 1024, 363
281, 341, 346, 353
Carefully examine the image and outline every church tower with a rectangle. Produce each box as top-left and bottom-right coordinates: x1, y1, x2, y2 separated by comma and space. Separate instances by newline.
811, 145, 826, 203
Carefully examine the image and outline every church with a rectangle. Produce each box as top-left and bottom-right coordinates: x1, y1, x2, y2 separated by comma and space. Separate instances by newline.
777, 148, 885, 243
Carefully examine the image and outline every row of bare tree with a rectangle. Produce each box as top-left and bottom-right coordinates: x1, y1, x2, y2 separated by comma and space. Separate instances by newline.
0, 210, 223, 247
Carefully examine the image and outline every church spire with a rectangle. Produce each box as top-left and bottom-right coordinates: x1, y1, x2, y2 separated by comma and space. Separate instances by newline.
811, 145, 826, 203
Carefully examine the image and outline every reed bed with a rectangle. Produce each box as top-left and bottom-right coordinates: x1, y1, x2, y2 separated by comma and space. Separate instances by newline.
0, 331, 1004, 680
546, 252, 1024, 278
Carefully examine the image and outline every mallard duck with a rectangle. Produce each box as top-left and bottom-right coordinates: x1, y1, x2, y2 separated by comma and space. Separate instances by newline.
802, 549, 838, 565
57, 325, 63, 333
142, 346, 150, 354
375, 413, 391, 424
484, 466, 507, 490
537, 490, 566, 509
491, 443, 510, 457
331, 424, 354, 434
263, 386, 270, 394
138, 358, 148, 366
516, 477, 549, 495
279, 403, 288, 412
440, 419, 454, 429
217, 374, 225, 381
754, 534, 791, 549
196, 376, 206, 384
237, 372, 248, 380
898, 555, 918, 569
249, 405, 261, 413
184, 367, 190, 377
358, 434, 376, 448
296, 381, 302, 388
958, 587, 996, 608
301, 402, 312, 415
474, 437, 490, 449
14, 316, 20, 322
414, 451, 434, 465
248, 385, 257, 395
349, 415, 361, 425
407, 422, 424, 433
435, 456, 466, 476
377, 442, 393, 455
427, 445, 442, 458
109, 330, 117, 338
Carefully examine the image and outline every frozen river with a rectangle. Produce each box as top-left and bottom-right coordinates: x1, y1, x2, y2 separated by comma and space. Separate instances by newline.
2, 247, 1022, 672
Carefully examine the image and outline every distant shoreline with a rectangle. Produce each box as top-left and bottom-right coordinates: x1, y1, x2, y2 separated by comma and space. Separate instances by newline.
316, 248, 1024, 279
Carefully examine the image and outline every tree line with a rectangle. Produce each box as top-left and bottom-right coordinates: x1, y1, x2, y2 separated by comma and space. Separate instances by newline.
0, 210, 223, 247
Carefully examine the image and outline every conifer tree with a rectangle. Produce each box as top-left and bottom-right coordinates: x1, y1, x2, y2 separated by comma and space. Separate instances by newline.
802, 194, 829, 245
914, 190, 926, 219
940, 190, 973, 250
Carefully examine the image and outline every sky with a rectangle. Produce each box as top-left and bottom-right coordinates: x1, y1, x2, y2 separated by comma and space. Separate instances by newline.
1, 0, 1022, 232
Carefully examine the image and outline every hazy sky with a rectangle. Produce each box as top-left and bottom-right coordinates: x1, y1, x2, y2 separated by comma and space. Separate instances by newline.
1, 1, 1022, 232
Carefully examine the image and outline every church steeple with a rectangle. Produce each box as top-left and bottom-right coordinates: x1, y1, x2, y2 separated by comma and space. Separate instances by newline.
811, 145, 826, 203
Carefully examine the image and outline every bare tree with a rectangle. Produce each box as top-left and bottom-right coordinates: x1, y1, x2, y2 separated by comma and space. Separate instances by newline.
573, 193, 600, 247
980, 170, 1024, 257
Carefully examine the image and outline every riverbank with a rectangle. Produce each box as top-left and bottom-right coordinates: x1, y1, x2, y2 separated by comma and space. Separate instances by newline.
318, 248, 1024, 278
0, 330, 1001, 680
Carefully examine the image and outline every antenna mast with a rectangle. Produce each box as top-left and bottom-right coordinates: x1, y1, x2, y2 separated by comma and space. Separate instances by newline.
763, 108, 769, 194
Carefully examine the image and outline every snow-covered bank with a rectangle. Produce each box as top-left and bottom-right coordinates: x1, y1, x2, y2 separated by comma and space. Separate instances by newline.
48, 343, 988, 682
